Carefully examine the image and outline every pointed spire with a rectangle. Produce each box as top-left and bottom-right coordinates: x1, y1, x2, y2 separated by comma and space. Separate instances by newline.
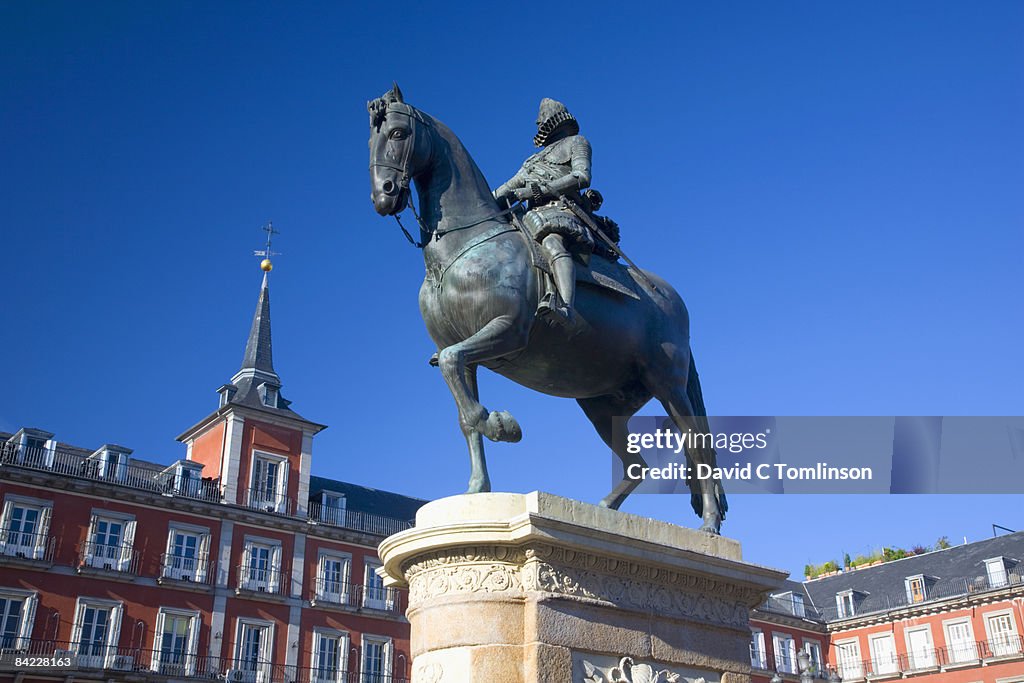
240, 272, 277, 377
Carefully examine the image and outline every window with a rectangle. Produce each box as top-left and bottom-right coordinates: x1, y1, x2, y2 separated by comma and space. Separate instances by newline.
259, 383, 279, 408
249, 452, 288, 513
84, 512, 136, 572
944, 618, 977, 663
360, 635, 391, 683
984, 610, 1020, 657
0, 589, 37, 651
163, 525, 210, 582
71, 599, 123, 668
152, 609, 200, 675
904, 627, 935, 670
241, 540, 282, 593
316, 552, 351, 604
15, 433, 54, 468
311, 630, 349, 683
363, 560, 390, 610
773, 633, 796, 674
835, 640, 862, 680
234, 620, 273, 682
905, 575, 926, 603
319, 492, 347, 526
985, 558, 1009, 588
869, 633, 898, 675
790, 592, 805, 618
803, 640, 822, 675
750, 630, 767, 669
836, 590, 855, 618
90, 447, 129, 481
0, 497, 52, 560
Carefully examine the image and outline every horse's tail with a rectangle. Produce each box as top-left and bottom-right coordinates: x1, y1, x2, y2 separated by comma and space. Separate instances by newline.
687, 352, 729, 519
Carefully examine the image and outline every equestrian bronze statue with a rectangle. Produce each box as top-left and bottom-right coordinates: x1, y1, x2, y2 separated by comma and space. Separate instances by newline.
367, 85, 727, 533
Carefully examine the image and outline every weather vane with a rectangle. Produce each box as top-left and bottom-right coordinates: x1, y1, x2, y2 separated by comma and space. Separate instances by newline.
253, 221, 281, 272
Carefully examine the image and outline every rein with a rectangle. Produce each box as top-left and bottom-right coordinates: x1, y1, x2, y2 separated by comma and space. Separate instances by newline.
394, 202, 517, 249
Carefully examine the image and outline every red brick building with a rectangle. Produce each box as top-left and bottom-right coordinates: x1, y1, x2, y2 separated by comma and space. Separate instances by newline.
0, 272, 424, 683
750, 533, 1024, 683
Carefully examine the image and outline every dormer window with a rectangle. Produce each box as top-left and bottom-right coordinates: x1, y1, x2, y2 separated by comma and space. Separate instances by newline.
89, 446, 131, 482
836, 590, 856, 618
905, 575, 927, 603
217, 384, 238, 408
318, 492, 347, 526
258, 383, 279, 408
985, 557, 1010, 588
7, 429, 56, 468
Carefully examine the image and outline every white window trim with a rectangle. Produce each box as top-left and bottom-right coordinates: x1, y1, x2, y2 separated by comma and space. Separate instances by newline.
70, 598, 123, 668
240, 537, 283, 592
233, 618, 274, 679
249, 450, 289, 513
942, 616, 978, 663
362, 558, 391, 610
868, 632, 899, 675
834, 638, 863, 680
836, 590, 855, 618
772, 631, 797, 674
904, 625, 936, 669
905, 574, 927, 603
360, 634, 393, 681
983, 608, 1020, 657
0, 495, 52, 560
985, 557, 1010, 587
163, 523, 211, 582
310, 628, 350, 683
319, 492, 347, 526
151, 608, 201, 675
0, 588, 38, 651
750, 629, 767, 669
84, 511, 136, 572
315, 550, 352, 604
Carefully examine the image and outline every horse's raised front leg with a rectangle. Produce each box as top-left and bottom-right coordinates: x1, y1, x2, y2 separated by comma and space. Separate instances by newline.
437, 314, 528, 445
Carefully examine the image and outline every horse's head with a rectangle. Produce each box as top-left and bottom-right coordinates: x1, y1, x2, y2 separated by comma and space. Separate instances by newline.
367, 83, 433, 216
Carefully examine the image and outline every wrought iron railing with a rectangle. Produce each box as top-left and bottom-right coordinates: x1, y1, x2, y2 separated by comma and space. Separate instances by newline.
814, 565, 1024, 622
236, 563, 289, 596
0, 640, 410, 682
0, 525, 55, 562
245, 487, 295, 516
310, 576, 402, 614
160, 551, 214, 584
0, 441, 221, 502
78, 540, 139, 574
757, 593, 824, 620
308, 502, 413, 537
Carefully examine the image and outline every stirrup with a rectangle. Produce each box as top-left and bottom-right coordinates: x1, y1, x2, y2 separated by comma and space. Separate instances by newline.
537, 293, 575, 327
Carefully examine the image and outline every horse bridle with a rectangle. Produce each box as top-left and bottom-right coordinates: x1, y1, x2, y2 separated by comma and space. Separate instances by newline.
372, 102, 517, 249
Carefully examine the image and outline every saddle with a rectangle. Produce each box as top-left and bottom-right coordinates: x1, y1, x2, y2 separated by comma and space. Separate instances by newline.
511, 209, 641, 302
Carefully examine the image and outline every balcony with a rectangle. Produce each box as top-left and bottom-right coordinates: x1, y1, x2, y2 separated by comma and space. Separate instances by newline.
77, 540, 139, 576
308, 501, 413, 537
0, 440, 221, 502
159, 551, 214, 588
236, 563, 289, 597
0, 525, 54, 565
310, 577, 402, 615
0, 639, 411, 682
757, 594, 823, 621
245, 487, 295, 516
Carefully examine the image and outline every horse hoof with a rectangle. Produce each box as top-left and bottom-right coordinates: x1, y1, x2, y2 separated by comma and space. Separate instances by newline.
466, 476, 491, 494
484, 410, 522, 443
699, 519, 722, 535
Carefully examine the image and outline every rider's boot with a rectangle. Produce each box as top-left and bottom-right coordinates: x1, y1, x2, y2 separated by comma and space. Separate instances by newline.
539, 234, 576, 327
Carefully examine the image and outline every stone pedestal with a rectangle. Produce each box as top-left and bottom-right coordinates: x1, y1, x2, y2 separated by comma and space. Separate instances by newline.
379, 492, 786, 683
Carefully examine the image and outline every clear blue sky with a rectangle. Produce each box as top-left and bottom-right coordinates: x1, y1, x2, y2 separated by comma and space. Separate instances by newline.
2, 2, 1022, 578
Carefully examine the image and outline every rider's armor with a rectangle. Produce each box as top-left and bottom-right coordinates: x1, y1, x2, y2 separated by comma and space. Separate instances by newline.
494, 99, 596, 326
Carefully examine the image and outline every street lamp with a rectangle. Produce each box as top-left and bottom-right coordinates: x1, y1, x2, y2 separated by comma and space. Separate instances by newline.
797, 650, 812, 683
828, 669, 842, 683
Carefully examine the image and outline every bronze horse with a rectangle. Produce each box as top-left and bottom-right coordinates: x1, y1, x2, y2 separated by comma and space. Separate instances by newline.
367, 85, 727, 532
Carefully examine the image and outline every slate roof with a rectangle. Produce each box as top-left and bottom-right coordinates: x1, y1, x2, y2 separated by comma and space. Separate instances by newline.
799, 530, 1024, 621
309, 475, 427, 522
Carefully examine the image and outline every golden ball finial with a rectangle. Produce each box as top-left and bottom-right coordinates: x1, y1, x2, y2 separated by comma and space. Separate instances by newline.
260, 258, 273, 272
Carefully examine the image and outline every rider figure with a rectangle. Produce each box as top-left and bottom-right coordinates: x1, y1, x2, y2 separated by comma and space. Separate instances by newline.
494, 98, 594, 326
